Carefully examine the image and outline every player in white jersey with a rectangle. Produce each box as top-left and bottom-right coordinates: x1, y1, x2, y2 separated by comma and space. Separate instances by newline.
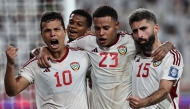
127, 8, 184, 109
29, 9, 93, 108
37, 6, 175, 109
30, 9, 92, 60
4, 12, 90, 109
69, 31, 136, 109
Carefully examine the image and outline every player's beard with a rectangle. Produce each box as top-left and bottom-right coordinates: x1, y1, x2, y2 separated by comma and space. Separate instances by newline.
136, 33, 155, 52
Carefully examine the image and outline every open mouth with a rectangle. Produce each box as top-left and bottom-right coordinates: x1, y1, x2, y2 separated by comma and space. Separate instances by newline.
50, 39, 59, 49
99, 38, 106, 44
69, 29, 77, 36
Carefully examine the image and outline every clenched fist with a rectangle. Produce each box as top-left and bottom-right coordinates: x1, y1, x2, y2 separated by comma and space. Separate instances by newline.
5, 46, 18, 65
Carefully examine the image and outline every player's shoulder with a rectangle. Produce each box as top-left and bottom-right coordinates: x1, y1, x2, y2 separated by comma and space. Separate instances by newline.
69, 48, 87, 55
166, 49, 183, 66
22, 56, 38, 68
117, 31, 134, 42
117, 31, 132, 37
168, 49, 182, 58
76, 33, 96, 41
68, 48, 89, 61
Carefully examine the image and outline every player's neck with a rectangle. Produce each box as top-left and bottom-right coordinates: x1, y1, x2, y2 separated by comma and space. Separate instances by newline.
152, 37, 161, 51
51, 46, 68, 60
106, 34, 119, 47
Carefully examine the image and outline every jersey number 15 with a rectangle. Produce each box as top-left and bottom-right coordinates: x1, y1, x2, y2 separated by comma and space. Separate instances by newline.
136, 63, 150, 77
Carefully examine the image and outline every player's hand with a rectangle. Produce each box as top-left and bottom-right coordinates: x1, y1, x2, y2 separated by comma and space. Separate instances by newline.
5, 45, 18, 65
30, 48, 40, 59
37, 47, 56, 68
127, 96, 145, 109
151, 41, 174, 61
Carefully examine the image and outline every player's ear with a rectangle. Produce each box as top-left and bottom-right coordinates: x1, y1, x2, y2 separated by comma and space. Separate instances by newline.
86, 27, 91, 32
154, 24, 159, 34
85, 28, 93, 35
115, 21, 120, 30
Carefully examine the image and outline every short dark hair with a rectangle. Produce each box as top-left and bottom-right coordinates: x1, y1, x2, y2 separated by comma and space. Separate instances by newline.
69, 9, 92, 28
40, 12, 65, 32
93, 5, 118, 21
128, 8, 157, 26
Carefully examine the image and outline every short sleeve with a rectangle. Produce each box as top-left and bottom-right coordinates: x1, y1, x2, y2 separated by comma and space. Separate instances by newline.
161, 49, 184, 85
18, 60, 37, 84
67, 35, 91, 49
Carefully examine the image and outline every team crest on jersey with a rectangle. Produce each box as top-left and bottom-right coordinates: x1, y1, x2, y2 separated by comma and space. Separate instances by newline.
117, 45, 127, 55
70, 62, 80, 71
168, 66, 179, 78
153, 61, 162, 67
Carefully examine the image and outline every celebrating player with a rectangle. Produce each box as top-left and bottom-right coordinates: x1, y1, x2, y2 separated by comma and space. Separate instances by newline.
4, 12, 91, 109
37, 6, 174, 109
127, 8, 184, 109
30, 9, 92, 60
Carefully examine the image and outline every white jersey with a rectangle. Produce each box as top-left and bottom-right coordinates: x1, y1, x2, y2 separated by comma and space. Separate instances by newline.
19, 47, 90, 109
132, 49, 184, 109
68, 31, 137, 109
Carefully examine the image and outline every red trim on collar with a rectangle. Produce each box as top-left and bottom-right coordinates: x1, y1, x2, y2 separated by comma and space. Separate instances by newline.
143, 51, 151, 57
107, 35, 119, 47
56, 47, 69, 63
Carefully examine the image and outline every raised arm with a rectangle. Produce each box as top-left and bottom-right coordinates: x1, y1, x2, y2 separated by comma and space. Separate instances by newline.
5, 46, 30, 96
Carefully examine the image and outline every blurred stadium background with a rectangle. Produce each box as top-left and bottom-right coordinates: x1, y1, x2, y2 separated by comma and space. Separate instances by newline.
0, 0, 190, 109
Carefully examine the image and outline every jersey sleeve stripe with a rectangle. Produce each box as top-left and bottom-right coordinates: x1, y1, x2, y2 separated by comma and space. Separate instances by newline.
175, 50, 181, 66
76, 33, 95, 40
117, 31, 133, 37
170, 49, 181, 66
22, 56, 38, 68
169, 79, 179, 109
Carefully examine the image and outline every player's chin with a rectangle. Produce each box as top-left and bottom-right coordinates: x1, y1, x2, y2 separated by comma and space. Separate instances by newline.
48, 45, 60, 52
98, 40, 108, 47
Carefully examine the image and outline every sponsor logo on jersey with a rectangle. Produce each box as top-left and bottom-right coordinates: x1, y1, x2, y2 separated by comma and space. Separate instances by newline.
117, 45, 127, 55
70, 62, 80, 71
91, 48, 98, 53
43, 68, 50, 72
153, 61, 162, 67
168, 66, 178, 78
136, 58, 140, 62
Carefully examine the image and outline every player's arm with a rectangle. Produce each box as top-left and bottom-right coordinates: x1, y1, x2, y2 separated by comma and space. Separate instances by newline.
4, 46, 30, 96
29, 47, 40, 59
29, 46, 54, 68
128, 49, 183, 109
151, 41, 175, 61
67, 35, 89, 49
37, 35, 89, 68
128, 80, 175, 108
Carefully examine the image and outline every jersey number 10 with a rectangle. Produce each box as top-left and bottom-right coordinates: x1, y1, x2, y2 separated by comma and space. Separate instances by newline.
54, 70, 72, 87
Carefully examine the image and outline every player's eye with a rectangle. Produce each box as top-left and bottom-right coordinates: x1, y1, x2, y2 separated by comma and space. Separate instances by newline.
94, 27, 100, 31
103, 26, 109, 30
69, 20, 74, 25
132, 29, 137, 33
